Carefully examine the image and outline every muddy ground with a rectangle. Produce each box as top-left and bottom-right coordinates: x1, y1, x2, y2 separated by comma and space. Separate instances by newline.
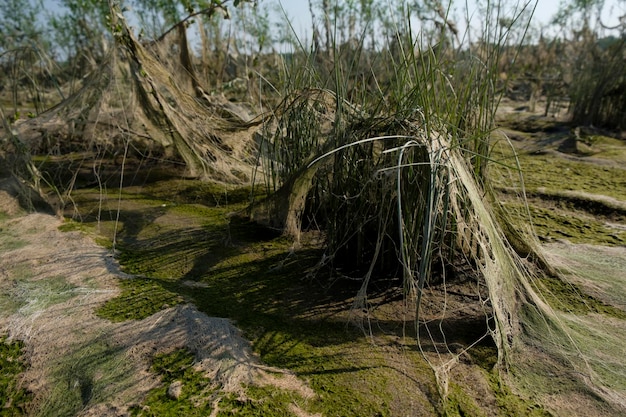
1, 98, 626, 416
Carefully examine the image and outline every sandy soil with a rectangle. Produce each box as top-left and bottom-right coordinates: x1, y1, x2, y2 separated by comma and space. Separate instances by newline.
0, 190, 316, 416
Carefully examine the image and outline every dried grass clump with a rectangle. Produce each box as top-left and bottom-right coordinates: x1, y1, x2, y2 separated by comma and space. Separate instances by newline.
7, 5, 259, 185
249, 25, 626, 412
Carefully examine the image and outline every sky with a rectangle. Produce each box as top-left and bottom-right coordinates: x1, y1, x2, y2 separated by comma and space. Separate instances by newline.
272, 0, 624, 37
39, 0, 624, 40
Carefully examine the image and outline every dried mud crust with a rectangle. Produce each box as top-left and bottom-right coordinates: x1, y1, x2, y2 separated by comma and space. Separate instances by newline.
0, 195, 314, 416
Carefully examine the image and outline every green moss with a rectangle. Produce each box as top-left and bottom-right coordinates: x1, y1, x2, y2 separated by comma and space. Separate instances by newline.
60, 178, 436, 415
96, 277, 185, 322
174, 244, 398, 415
593, 135, 626, 161
91, 178, 401, 415
130, 349, 316, 417
496, 115, 563, 135
502, 202, 625, 246
490, 128, 626, 201
464, 345, 554, 417
487, 372, 551, 417
253, 331, 395, 417
444, 376, 550, 417
516, 154, 626, 201
167, 203, 231, 219
0, 335, 31, 416
444, 382, 487, 417
532, 276, 626, 319
130, 336, 397, 417
443, 345, 550, 417
37, 338, 136, 417
149, 349, 197, 385
571, 135, 626, 161
0, 275, 80, 317
58, 220, 86, 233
0, 230, 27, 251
24, 276, 79, 311
501, 200, 626, 317
545, 244, 626, 310
129, 349, 219, 417
217, 385, 305, 416
0, 212, 27, 251
140, 180, 261, 207
94, 236, 113, 249
468, 345, 498, 371
57, 219, 113, 249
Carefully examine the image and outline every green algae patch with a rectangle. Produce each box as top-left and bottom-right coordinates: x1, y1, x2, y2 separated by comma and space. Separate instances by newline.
92, 187, 427, 416
563, 134, 626, 161
170, 246, 403, 415
545, 243, 626, 311
96, 277, 185, 322
589, 135, 626, 161
445, 382, 487, 417
0, 274, 80, 317
130, 334, 414, 417
58, 220, 87, 233
130, 349, 318, 417
515, 153, 626, 201
18, 276, 80, 314
0, 336, 32, 416
217, 386, 307, 417
142, 242, 406, 415
138, 180, 260, 208
58, 220, 113, 249
36, 337, 137, 417
488, 373, 551, 417
66, 177, 533, 416
0, 223, 28, 252
464, 346, 551, 417
0, 234, 27, 252
528, 205, 625, 245
456, 345, 551, 417
501, 202, 626, 246
253, 331, 401, 417
532, 275, 626, 319
129, 349, 220, 417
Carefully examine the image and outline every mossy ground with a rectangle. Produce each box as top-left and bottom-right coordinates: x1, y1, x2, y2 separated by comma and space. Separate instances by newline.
492, 118, 626, 202
0, 336, 31, 416
40, 161, 433, 416
501, 201, 626, 246
0, 220, 28, 251
492, 116, 626, 316
532, 275, 626, 319
130, 346, 408, 417
513, 154, 626, 201
92, 209, 415, 415
27, 138, 622, 416
35, 338, 136, 417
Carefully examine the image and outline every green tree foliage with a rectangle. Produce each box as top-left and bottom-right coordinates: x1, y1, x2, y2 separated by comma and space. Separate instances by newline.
46, 0, 112, 79
0, 0, 53, 115
552, 0, 626, 129
0, 0, 44, 53
131, 0, 255, 39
